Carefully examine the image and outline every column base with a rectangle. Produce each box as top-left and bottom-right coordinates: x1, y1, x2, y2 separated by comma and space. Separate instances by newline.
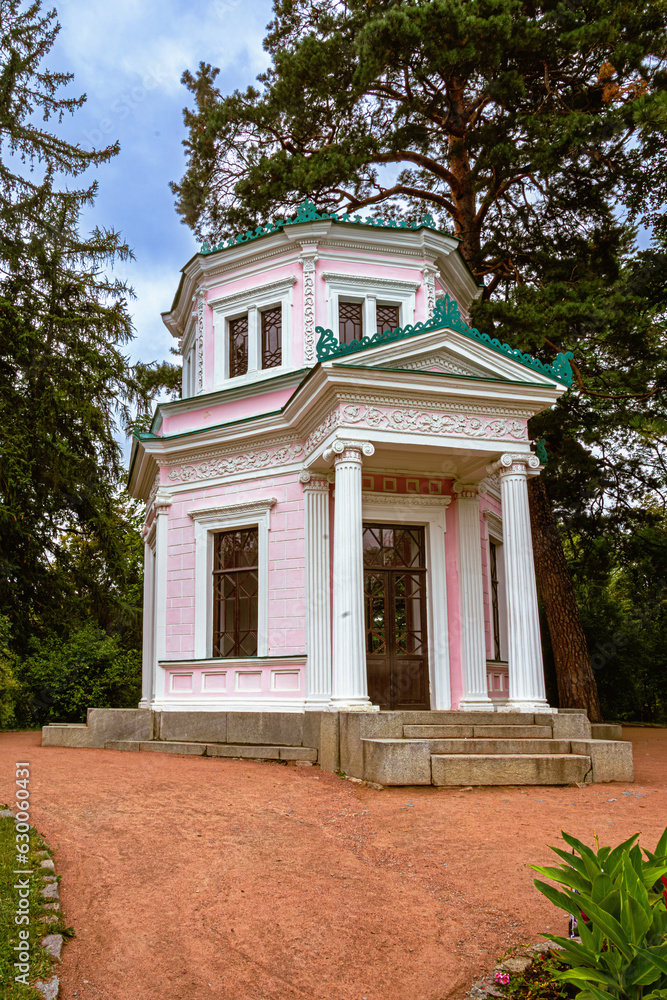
503, 699, 551, 713
329, 698, 379, 712
138, 698, 148, 709
458, 697, 494, 711
304, 697, 333, 711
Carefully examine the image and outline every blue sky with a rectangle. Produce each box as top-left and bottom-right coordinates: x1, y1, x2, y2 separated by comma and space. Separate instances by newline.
48, 0, 274, 372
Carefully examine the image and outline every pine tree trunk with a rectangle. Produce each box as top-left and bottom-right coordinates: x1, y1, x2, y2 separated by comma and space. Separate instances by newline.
527, 476, 602, 723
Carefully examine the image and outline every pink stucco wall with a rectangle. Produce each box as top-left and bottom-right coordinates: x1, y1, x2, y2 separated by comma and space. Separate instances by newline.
163, 471, 306, 659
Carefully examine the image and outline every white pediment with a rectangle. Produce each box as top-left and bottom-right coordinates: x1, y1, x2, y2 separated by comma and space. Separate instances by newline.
331, 324, 565, 388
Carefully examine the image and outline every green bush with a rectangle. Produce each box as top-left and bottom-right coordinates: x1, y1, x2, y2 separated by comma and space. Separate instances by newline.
12, 622, 141, 727
0, 617, 20, 729
532, 829, 667, 1000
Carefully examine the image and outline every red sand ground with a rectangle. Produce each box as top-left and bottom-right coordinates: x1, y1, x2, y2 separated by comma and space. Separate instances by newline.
0, 727, 665, 1000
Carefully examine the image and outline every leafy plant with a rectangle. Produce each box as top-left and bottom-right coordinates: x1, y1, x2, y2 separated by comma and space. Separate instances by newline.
532, 829, 667, 1000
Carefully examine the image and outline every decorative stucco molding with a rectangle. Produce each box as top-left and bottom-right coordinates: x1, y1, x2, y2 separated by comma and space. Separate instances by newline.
362, 492, 451, 508
299, 471, 330, 491
167, 443, 305, 483
299, 246, 319, 363
196, 290, 205, 393
420, 263, 437, 317
339, 403, 528, 441
453, 481, 489, 501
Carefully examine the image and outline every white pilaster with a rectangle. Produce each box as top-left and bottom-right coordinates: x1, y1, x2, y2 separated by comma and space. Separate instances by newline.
490, 453, 549, 712
454, 482, 493, 709
329, 439, 376, 710
139, 536, 154, 708
300, 472, 332, 709
152, 489, 171, 705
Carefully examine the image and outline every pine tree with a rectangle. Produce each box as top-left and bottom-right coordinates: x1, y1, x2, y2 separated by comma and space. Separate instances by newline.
172, 0, 667, 719
0, 0, 175, 647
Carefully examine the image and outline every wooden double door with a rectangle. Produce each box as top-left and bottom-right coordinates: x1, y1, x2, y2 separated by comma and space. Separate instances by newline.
363, 523, 430, 710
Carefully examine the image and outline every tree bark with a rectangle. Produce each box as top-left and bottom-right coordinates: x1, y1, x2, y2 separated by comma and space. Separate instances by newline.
527, 476, 602, 723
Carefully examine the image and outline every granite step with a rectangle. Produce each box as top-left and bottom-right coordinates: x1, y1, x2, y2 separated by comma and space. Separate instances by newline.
105, 741, 317, 762
431, 753, 591, 786
414, 738, 572, 755
403, 724, 553, 740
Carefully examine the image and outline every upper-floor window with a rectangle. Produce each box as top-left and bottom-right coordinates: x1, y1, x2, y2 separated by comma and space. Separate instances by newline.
210, 276, 296, 388
324, 273, 420, 347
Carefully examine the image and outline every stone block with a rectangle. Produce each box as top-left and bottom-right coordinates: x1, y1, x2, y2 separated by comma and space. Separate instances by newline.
569, 740, 633, 783
301, 711, 322, 751
40, 883, 59, 901
400, 710, 506, 726
552, 713, 591, 740
362, 739, 432, 785
206, 744, 281, 759
431, 753, 591, 786
279, 747, 318, 761
591, 723, 624, 741
34, 977, 59, 1000
316, 712, 340, 773
139, 741, 206, 755
105, 741, 141, 752
41, 725, 92, 748
226, 712, 304, 746
160, 712, 227, 743
87, 708, 153, 746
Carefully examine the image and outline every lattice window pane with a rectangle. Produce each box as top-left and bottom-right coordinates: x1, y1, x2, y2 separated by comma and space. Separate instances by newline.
376, 303, 400, 336
229, 314, 249, 378
339, 300, 363, 344
212, 528, 259, 657
261, 306, 282, 369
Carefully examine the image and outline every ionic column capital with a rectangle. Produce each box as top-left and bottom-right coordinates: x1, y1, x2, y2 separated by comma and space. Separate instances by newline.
323, 439, 375, 464
299, 471, 330, 492
487, 453, 541, 478
453, 481, 488, 501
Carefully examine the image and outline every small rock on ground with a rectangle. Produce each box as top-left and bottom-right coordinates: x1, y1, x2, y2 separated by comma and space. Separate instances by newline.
0, 808, 14, 818
497, 956, 533, 974
41, 934, 63, 961
40, 883, 59, 900
37, 915, 59, 925
34, 977, 59, 999
40, 859, 55, 870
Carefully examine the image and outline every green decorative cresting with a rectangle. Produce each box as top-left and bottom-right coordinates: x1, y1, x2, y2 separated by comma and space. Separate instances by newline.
535, 439, 549, 465
199, 199, 440, 255
315, 293, 574, 388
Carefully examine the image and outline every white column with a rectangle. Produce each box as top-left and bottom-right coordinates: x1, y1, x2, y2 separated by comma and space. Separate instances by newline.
454, 482, 493, 709
492, 453, 549, 712
152, 490, 171, 705
300, 472, 332, 709
329, 439, 376, 710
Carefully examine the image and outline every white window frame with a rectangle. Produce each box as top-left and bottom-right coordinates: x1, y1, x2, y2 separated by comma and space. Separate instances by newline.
189, 499, 276, 659
322, 273, 420, 343
361, 495, 451, 710
209, 277, 296, 389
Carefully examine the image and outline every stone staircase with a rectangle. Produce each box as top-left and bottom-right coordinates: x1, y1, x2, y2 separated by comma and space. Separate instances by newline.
42, 707, 633, 786
344, 711, 632, 786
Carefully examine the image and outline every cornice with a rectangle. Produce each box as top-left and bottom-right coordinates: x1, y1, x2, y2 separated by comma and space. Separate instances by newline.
483, 509, 504, 539
321, 271, 422, 291
188, 498, 277, 521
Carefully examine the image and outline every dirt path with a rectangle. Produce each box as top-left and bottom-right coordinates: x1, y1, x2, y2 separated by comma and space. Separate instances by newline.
0, 726, 664, 1000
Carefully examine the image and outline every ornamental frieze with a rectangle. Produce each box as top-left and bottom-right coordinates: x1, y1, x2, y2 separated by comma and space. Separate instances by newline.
338, 403, 528, 440
167, 443, 305, 483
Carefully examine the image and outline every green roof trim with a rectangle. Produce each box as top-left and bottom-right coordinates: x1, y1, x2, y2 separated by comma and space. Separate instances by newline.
316, 293, 574, 388
199, 199, 450, 256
